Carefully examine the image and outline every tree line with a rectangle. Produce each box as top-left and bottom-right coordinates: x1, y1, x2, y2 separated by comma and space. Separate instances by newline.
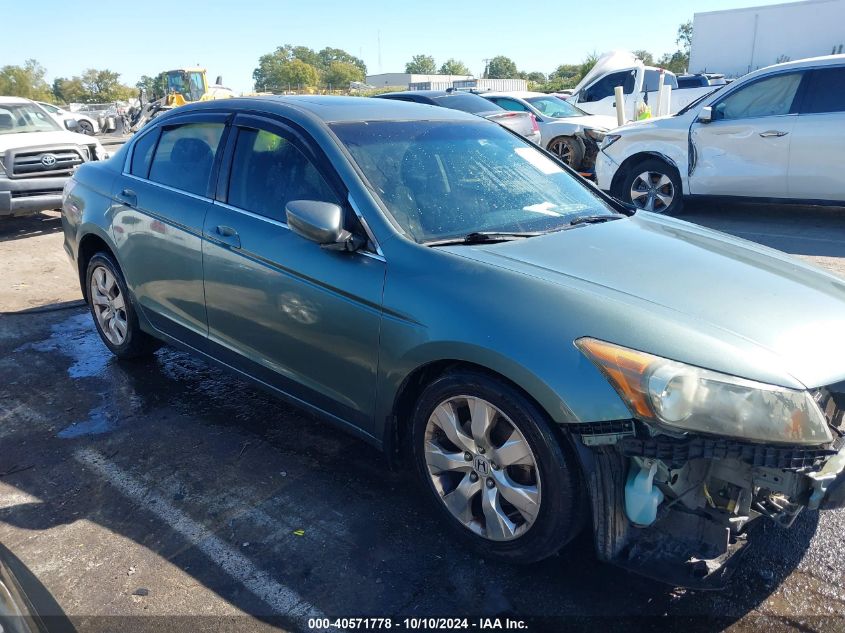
0, 59, 135, 104
0, 22, 692, 103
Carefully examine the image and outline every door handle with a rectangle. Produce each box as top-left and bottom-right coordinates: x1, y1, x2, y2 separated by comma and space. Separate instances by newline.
759, 130, 788, 137
214, 224, 241, 249
117, 188, 137, 207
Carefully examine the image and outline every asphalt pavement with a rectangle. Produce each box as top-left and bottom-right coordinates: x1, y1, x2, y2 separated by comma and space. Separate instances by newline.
1, 201, 845, 632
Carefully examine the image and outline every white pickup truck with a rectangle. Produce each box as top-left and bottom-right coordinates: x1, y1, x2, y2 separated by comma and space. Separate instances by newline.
1, 97, 107, 217
566, 51, 717, 122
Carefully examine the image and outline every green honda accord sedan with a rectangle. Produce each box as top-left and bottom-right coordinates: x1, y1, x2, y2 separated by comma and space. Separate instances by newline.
62, 96, 845, 587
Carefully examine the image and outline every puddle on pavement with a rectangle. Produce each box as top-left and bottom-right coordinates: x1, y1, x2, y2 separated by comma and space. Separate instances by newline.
16, 312, 112, 379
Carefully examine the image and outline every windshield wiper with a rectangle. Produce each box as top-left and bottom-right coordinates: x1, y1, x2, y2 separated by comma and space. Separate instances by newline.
425, 231, 545, 247
568, 215, 624, 226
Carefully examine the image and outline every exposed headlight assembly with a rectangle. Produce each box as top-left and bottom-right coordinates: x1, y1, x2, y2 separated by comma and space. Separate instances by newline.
584, 129, 606, 143
600, 134, 622, 151
576, 338, 831, 446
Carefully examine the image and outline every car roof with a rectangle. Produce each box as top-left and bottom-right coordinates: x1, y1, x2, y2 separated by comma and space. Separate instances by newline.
161, 95, 479, 124
742, 53, 845, 80
0, 96, 35, 104
480, 91, 549, 99
377, 90, 452, 98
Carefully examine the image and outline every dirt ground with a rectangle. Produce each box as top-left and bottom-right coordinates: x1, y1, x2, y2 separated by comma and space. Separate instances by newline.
2, 203, 845, 632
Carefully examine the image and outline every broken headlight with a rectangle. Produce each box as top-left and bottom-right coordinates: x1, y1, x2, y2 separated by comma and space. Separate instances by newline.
576, 338, 831, 446
600, 134, 621, 150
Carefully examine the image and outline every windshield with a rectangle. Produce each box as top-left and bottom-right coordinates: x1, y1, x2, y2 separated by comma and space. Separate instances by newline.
0, 103, 62, 135
331, 120, 614, 243
167, 71, 205, 102
431, 93, 502, 114
526, 96, 586, 118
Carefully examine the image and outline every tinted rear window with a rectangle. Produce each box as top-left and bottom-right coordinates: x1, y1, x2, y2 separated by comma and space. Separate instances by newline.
431, 93, 501, 114
801, 67, 845, 114
148, 123, 225, 196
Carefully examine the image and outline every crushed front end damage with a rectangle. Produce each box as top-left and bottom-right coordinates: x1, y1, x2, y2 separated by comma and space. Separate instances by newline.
574, 384, 845, 589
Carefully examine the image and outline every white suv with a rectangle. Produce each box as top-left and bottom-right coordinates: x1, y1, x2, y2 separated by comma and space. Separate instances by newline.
595, 55, 845, 214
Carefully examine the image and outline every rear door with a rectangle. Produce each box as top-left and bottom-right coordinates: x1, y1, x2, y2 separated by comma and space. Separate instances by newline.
689, 71, 804, 197
201, 114, 385, 434
787, 65, 845, 201
110, 113, 228, 344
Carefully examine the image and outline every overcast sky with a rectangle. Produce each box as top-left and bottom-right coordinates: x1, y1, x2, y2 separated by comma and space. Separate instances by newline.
1, 0, 788, 93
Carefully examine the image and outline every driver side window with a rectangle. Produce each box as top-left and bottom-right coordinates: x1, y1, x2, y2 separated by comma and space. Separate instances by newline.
712, 72, 803, 121
227, 127, 339, 223
582, 70, 635, 102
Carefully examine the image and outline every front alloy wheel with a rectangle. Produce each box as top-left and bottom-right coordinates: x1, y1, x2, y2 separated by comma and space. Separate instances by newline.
424, 396, 541, 541
629, 171, 675, 212
411, 370, 583, 563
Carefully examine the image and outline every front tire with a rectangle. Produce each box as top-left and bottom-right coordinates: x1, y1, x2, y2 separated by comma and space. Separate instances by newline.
616, 158, 683, 215
547, 136, 584, 169
410, 369, 583, 563
85, 252, 158, 359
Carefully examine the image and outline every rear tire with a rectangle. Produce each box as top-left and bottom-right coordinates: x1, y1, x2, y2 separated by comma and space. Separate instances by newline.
77, 120, 95, 136
410, 369, 583, 563
85, 252, 158, 359
615, 158, 683, 215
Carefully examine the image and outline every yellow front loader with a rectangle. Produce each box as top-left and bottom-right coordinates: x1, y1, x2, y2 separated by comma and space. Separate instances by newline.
129, 68, 235, 132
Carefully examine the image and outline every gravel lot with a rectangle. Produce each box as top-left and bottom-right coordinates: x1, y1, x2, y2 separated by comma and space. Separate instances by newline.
1, 200, 845, 632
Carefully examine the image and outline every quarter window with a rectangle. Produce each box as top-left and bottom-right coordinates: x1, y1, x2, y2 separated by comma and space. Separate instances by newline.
712, 73, 802, 121
227, 127, 339, 222
129, 130, 159, 178
148, 122, 225, 196
800, 67, 845, 114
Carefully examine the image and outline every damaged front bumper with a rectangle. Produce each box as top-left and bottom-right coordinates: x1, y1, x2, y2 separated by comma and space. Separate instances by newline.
576, 386, 845, 589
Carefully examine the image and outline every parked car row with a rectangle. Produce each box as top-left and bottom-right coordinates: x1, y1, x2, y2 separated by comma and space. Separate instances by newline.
596, 54, 845, 213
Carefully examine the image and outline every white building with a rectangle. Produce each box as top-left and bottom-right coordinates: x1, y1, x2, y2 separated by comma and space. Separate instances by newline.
689, 0, 845, 77
364, 73, 474, 89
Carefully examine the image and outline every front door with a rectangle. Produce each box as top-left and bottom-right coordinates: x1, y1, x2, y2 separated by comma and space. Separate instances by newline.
689, 71, 804, 198
201, 114, 385, 434
787, 65, 845, 201
111, 114, 227, 343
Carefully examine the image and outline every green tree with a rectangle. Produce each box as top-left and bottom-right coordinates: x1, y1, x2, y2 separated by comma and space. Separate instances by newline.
254, 47, 322, 91
579, 52, 599, 79
136, 74, 167, 101
657, 51, 688, 74
52, 77, 86, 103
318, 47, 367, 75
0, 59, 53, 101
632, 50, 655, 66
405, 54, 436, 74
324, 61, 364, 88
76, 69, 134, 102
677, 20, 693, 55
484, 56, 518, 79
525, 71, 546, 84
438, 58, 470, 76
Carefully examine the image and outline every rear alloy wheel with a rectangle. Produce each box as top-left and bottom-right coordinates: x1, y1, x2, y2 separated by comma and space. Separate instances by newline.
77, 120, 95, 135
85, 252, 158, 359
411, 370, 583, 563
619, 158, 683, 215
547, 136, 584, 168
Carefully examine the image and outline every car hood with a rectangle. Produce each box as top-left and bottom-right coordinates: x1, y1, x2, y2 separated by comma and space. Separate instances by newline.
443, 213, 845, 389
0, 130, 95, 153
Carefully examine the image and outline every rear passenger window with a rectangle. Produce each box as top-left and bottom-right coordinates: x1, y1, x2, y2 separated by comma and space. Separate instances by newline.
148, 123, 225, 196
801, 67, 845, 114
227, 127, 339, 222
130, 130, 158, 178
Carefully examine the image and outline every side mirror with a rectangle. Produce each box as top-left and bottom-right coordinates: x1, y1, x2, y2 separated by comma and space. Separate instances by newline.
286, 200, 364, 252
65, 119, 79, 131
698, 106, 713, 123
